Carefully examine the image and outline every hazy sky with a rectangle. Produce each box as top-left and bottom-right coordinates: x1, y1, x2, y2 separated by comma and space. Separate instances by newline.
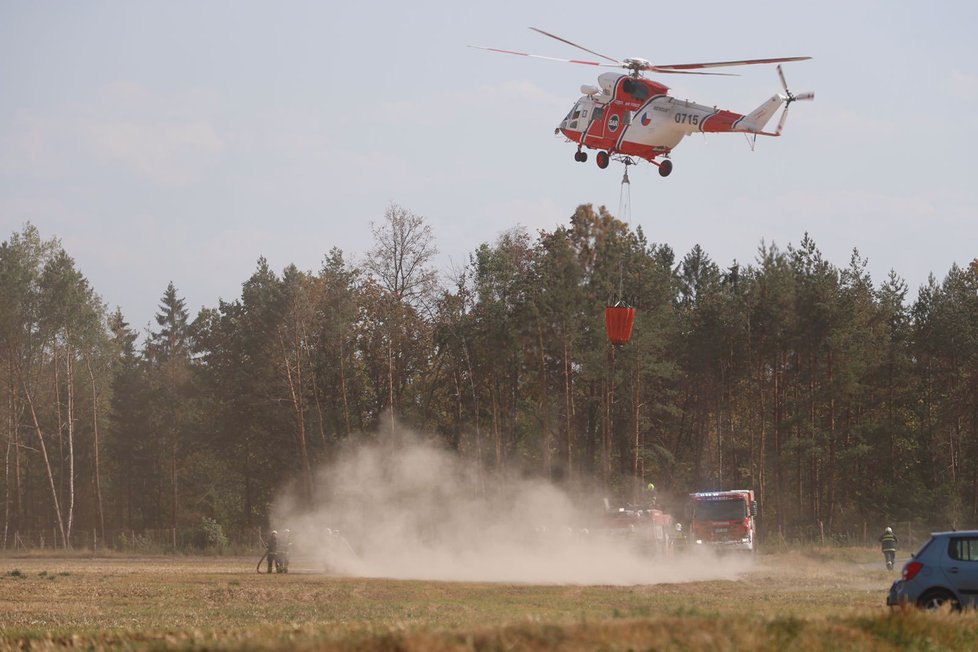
2, 1, 976, 331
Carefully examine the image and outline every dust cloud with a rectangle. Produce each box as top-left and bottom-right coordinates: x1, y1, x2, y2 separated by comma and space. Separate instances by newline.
272, 427, 750, 585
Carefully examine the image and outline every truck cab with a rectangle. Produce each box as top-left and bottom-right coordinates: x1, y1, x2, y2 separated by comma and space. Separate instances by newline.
687, 490, 758, 552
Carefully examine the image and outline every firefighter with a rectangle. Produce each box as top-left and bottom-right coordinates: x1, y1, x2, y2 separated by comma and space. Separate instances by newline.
646, 482, 657, 508
266, 529, 279, 574
673, 522, 687, 548
879, 526, 898, 570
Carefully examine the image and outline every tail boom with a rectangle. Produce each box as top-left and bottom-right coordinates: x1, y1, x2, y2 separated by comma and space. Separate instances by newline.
697, 95, 785, 135
733, 94, 786, 134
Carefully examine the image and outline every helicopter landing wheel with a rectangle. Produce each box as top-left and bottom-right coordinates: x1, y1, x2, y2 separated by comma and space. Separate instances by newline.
574, 151, 587, 163
658, 159, 673, 177
596, 151, 610, 169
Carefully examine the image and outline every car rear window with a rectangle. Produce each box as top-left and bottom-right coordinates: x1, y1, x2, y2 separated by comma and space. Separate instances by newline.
947, 537, 978, 561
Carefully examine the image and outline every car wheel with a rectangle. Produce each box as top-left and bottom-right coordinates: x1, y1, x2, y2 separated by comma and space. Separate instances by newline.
917, 589, 958, 611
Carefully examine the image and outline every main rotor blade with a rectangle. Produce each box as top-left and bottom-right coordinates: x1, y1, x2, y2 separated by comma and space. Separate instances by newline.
650, 68, 738, 76
468, 45, 619, 68
654, 55, 811, 71
529, 27, 622, 65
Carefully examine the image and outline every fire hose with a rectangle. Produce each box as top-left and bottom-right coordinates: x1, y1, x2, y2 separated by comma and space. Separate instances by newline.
256, 551, 268, 574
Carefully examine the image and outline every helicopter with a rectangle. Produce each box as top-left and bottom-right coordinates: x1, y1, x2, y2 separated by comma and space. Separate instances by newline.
471, 28, 813, 177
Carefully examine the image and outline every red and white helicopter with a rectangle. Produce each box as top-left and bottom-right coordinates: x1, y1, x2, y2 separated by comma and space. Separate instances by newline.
472, 28, 813, 177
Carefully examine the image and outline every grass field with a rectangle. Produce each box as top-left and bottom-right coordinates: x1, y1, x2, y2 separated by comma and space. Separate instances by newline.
1, 548, 976, 650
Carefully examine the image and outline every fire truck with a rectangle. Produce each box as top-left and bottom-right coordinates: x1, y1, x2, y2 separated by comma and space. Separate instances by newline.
597, 501, 676, 555
687, 490, 758, 552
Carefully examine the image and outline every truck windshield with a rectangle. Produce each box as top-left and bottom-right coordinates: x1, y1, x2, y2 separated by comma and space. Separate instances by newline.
693, 500, 746, 521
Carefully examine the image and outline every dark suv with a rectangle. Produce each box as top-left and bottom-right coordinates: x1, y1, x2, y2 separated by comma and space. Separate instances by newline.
887, 530, 978, 609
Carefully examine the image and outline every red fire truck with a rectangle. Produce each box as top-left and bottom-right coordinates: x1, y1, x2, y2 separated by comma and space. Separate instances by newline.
597, 502, 676, 555
687, 490, 758, 552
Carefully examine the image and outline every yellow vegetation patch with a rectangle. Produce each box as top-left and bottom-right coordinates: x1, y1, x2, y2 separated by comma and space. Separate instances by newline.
1, 551, 976, 650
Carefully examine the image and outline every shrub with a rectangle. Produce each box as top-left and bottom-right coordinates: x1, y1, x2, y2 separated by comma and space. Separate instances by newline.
187, 517, 229, 553
117, 530, 160, 553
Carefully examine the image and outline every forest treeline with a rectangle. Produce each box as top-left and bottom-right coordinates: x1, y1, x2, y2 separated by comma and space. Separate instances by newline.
2, 205, 977, 548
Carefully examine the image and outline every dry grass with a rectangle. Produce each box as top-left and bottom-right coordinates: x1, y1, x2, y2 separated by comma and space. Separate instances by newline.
1, 548, 975, 650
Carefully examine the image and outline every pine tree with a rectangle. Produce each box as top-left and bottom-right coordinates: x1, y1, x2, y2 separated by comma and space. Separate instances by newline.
145, 282, 193, 543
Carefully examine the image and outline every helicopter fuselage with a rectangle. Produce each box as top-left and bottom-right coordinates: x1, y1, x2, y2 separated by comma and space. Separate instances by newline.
558, 73, 783, 167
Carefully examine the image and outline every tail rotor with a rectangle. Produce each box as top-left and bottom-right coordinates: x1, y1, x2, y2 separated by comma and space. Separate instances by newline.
774, 64, 814, 135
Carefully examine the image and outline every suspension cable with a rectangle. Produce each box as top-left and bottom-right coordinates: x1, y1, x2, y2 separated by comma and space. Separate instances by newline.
615, 159, 633, 302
